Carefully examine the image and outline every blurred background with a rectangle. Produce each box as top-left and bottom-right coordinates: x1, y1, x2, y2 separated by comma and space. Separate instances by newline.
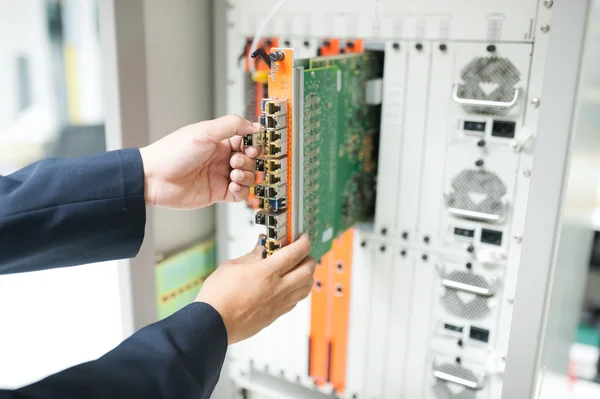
0, 0, 121, 388
0, 0, 599, 395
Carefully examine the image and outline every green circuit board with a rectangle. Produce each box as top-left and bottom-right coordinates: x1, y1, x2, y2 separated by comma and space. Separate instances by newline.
302, 66, 339, 259
302, 52, 384, 260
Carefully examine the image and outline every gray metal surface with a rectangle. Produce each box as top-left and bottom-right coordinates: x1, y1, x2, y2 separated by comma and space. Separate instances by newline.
501, 0, 593, 397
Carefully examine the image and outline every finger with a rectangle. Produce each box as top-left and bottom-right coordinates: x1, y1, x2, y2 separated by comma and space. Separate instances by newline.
245, 146, 260, 158
284, 280, 313, 306
264, 234, 312, 276
280, 256, 317, 292
230, 169, 256, 187
230, 153, 258, 172
202, 114, 262, 143
225, 182, 250, 202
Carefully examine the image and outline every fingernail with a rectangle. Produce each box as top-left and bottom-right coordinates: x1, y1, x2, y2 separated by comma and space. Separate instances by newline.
233, 170, 244, 180
252, 122, 263, 131
232, 156, 243, 167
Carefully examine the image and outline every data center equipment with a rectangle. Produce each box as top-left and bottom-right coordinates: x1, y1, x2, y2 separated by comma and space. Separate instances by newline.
215, 1, 600, 398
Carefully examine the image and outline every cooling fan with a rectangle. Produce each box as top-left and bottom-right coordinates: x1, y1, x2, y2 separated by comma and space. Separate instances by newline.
453, 56, 521, 115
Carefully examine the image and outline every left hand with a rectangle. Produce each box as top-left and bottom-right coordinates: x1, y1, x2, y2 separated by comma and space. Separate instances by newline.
139, 114, 262, 209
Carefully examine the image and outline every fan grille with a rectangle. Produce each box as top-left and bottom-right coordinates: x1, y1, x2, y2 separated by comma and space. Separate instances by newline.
447, 169, 507, 219
457, 56, 521, 115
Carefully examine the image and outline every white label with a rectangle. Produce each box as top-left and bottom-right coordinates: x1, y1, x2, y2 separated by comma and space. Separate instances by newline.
322, 227, 333, 243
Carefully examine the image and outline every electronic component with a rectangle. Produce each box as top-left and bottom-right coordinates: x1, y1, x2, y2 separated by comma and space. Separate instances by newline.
469, 326, 490, 343
267, 225, 287, 240
255, 211, 287, 228
256, 157, 288, 173
264, 141, 288, 157
481, 228, 503, 246
454, 227, 475, 238
261, 98, 287, 116
263, 127, 288, 144
365, 78, 383, 105
258, 197, 287, 212
492, 120, 516, 138
444, 323, 464, 333
463, 120, 486, 132
304, 52, 384, 259
264, 171, 287, 186
243, 132, 263, 148
254, 183, 287, 200
265, 113, 287, 129
266, 237, 288, 253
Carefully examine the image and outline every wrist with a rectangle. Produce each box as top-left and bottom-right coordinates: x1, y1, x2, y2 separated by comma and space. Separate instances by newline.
139, 146, 157, 206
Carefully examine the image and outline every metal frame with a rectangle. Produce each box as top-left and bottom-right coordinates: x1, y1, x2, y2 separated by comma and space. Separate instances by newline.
503, 0, 597, 397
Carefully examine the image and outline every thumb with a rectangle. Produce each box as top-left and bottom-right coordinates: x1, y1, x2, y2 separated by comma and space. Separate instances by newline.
201, 114, 262, 143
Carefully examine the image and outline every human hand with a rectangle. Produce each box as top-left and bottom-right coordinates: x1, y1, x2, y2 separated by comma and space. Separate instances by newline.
139, 114, 263, 209
195, 235, 316, 345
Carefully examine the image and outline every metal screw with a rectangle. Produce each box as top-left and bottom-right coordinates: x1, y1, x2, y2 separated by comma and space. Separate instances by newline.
523, 169, 532, 177
514, 235, 523, 243
541, 24, 550, 33
486, 44, 496, 53
475, 159, 484, 167
380, 245, 386, 253
381, 227, 388, 236
531, 97, 541, 108
415, 43, 423, 51
400, 250, 407, 257
439, 44, 447, 51
422, 254, 428, 261
392, 42, 400, 50
543, 0, 554, 8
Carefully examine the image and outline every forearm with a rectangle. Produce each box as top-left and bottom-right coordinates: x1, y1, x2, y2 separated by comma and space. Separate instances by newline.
5, 302, 228, 399
0, 149, 146, 274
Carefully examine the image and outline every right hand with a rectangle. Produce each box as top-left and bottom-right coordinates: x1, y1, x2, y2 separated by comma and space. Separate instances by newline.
195, 234, 316, 345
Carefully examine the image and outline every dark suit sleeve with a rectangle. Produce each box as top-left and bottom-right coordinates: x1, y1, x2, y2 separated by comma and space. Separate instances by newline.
0, 149, 229, 399
10, 302, 228, 399
0, 148, 146, 274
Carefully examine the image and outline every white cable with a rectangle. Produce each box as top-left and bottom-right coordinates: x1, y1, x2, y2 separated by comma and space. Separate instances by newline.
248, 0, 290, 76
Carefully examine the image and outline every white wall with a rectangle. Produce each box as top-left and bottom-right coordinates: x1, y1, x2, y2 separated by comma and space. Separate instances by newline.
0, 262, 123, 388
